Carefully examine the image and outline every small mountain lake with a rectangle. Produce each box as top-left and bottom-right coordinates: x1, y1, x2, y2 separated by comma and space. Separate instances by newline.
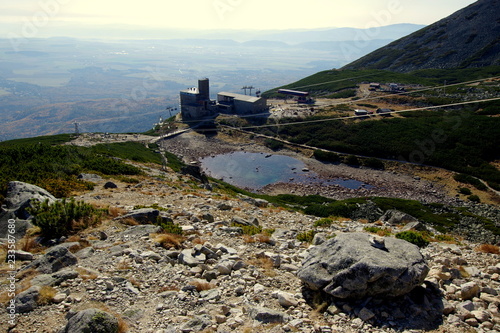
199, 151, 372, 191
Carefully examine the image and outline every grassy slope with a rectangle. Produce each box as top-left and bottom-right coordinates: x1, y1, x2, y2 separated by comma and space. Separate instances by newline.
262, 66, 500, 97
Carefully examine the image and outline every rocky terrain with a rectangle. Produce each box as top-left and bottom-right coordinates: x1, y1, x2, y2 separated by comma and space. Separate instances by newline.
1, 145, 499, 333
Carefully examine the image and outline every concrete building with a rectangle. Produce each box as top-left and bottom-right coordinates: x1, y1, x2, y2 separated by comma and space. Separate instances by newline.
217, 92, 268, 115
180, 78, 212, 119
179, 78, 268, 120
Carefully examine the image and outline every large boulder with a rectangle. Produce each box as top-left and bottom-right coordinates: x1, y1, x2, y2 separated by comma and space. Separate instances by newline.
24, 244, 78, 274
115, 208, 160, 225
297, 233, 429, 299
0, 181, 56, 238
60, 308, 119, 333
380, 209, 419, 226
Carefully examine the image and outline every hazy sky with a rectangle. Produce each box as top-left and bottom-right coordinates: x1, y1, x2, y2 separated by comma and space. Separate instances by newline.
2, 0, 478, 32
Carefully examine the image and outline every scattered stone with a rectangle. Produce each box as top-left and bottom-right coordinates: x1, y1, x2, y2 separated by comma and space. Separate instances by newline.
461, 282, 480, 300
277, 291, 299, 308
103, 182, 118, 189
248, 306, 288, 324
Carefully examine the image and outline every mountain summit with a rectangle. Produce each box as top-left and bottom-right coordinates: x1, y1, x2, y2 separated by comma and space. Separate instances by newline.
343, 0, 500, 72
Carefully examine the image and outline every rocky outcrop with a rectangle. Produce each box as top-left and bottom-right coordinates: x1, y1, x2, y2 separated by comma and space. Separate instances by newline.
60, 308, 119, 333
0, 181, 56, 238
297, 232, 429, 299
24, 244, 77, 274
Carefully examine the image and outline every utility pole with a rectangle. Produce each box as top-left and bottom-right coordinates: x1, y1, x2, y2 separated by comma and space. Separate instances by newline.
74, 122, 80, 137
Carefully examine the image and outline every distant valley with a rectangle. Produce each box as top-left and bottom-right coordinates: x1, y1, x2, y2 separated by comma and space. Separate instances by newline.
0, 24, 424, 141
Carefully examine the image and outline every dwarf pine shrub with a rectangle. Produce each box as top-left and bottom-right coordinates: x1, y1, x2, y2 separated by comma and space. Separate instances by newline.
28, 198, 104, 238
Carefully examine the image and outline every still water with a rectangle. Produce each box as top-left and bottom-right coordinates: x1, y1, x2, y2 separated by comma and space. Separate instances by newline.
200, 151, 372, 190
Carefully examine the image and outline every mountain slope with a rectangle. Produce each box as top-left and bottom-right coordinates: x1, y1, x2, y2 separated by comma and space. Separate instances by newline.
343, 0, 500, 72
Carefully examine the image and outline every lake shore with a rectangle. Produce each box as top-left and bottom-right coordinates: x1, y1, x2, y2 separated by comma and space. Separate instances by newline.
159, 130, 463, 205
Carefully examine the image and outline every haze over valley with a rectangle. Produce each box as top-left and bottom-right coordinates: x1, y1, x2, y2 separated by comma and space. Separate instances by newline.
0, 24, 424, 141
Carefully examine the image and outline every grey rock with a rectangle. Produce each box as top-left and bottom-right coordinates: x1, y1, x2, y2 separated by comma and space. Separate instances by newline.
217, 203, 232, 211
312, 233, 327, 245
402, 221, 428, 232
24, 244, 78, 274
75, 247, 95, 259
358, 307, 375, 321
200, 288, 220, 301
248, 306, 288, 324
14, 286, 40, 313
117, 208, 160, 225
277, 291, 299, 308
103, 181, 118, 189
180, 315, 212, 332
0, 181, 56, 238
461, 282, 480, 300
31, 269, 78, 287
60, 308, 119, 333
380, 209, 419, 226
297, 233, 429, 299
77, 173, 103, 183
141, 250, 162, 261
231, 216, 259, 227
179, 249, 205, 267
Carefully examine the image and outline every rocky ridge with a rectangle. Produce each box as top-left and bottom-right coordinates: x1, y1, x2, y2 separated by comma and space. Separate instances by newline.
1, 162, 500, 332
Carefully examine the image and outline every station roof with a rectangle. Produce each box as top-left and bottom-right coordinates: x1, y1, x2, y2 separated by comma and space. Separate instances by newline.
218, 92, 261, 103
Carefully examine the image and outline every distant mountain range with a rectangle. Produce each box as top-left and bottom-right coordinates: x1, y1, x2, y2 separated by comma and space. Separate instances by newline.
344, 0, 500, 72
0, 23, 424, 44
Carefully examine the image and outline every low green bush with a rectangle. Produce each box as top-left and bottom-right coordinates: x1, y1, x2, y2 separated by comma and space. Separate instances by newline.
28, 198, 104, 238
458, 187, 472, 195
314, 218, 334, 227
396, 230, 429, 248
468, 195, 481, 203
296, 230, 317, 243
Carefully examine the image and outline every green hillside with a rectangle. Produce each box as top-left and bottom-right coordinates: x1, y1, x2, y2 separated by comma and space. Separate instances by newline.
263, 66, 500, 98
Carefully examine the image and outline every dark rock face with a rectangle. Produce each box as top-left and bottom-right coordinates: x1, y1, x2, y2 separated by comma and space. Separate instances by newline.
344, 0, 500, 71
297, 233, 429, 299
13, 286, 41, 313
60, 308, 119, 333
116, 208, 160, 225
24, 245, 78, 274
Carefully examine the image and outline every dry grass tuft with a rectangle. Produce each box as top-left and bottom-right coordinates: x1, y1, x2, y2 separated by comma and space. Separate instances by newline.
476, 244, 500, 254
242, 235, 256, 243
116, 259, 132, 271
76, 267, 98, 280
129, 277, 141, 288
189, 280, 214, 292
37, 286, 57, 305
153, 233, 185, 249
248, 257, 276, 277
122, 217, 140, 226
108, 206, 127, 218
18, 236, 45, 253
255, 233, 272, 244
192, 237, 205, 245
